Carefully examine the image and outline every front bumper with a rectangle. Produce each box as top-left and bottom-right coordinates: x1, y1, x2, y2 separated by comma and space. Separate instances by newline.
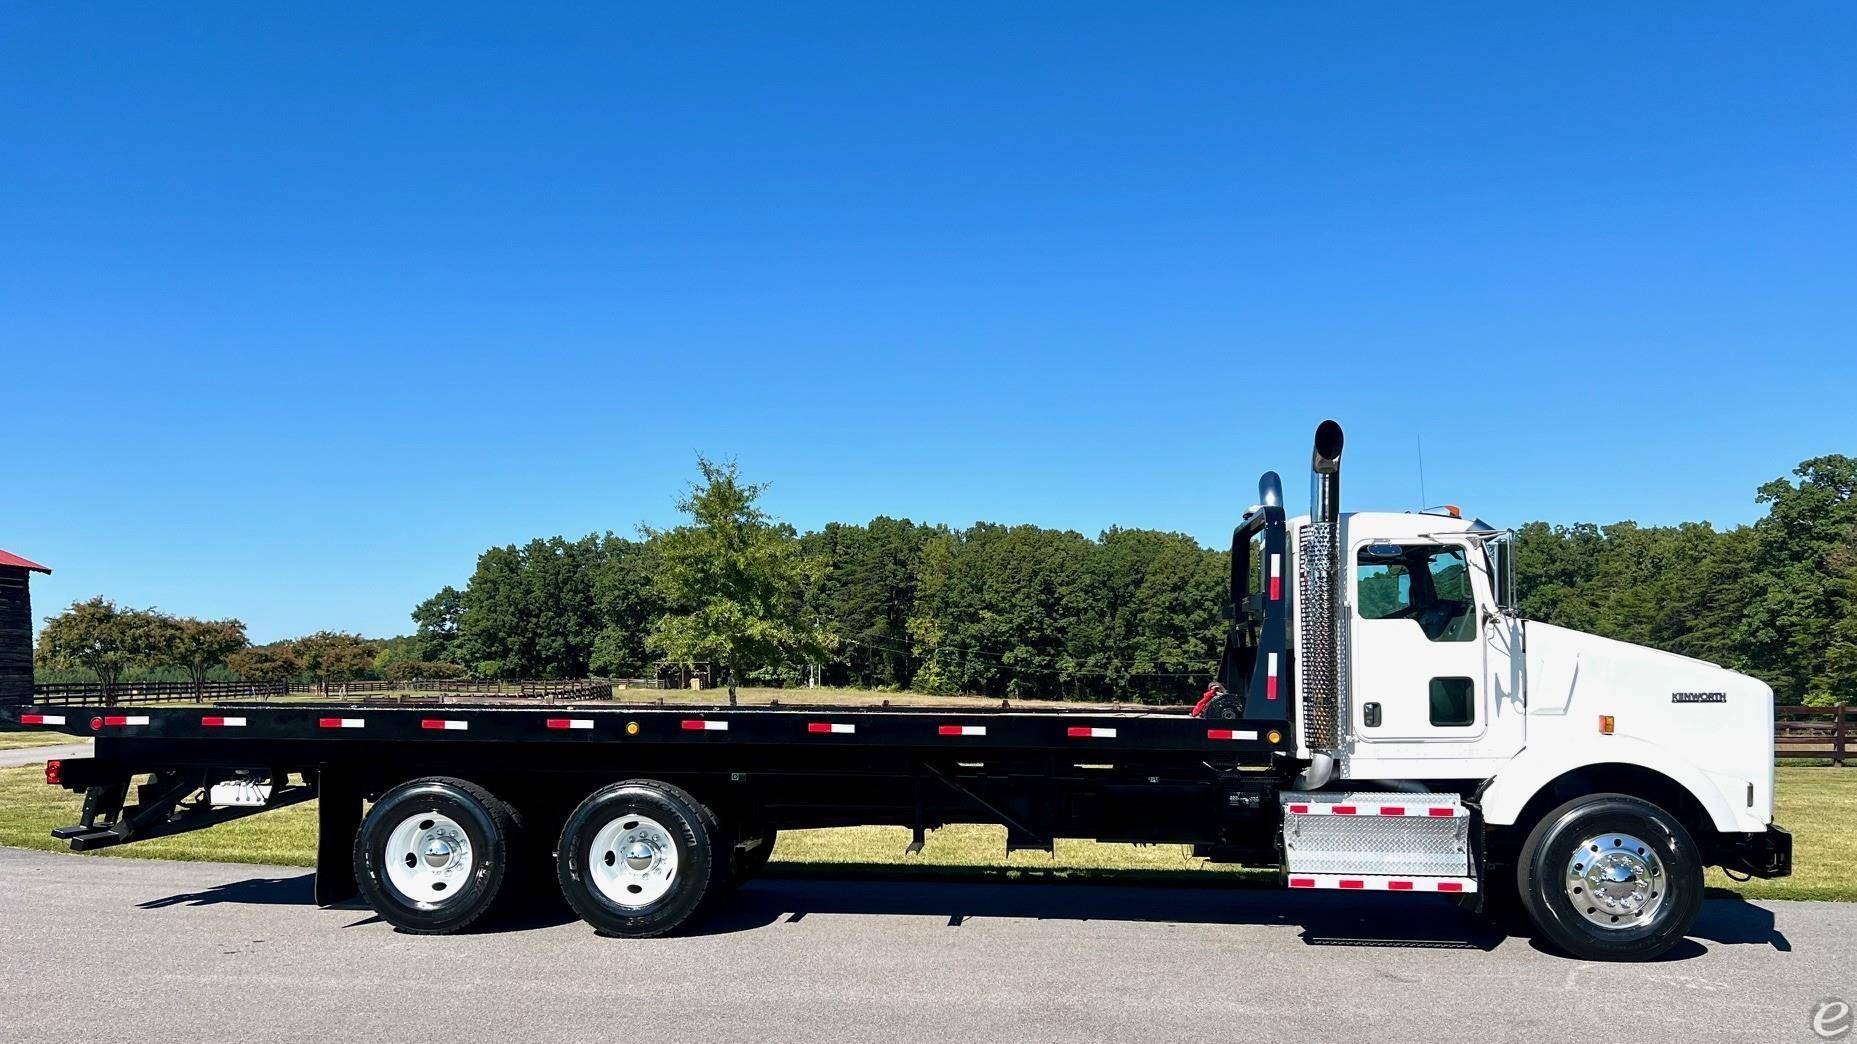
1719, 823, 1793, 879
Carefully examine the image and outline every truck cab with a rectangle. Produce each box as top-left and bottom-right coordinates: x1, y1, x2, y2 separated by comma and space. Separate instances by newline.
1253, 421, 1790, 959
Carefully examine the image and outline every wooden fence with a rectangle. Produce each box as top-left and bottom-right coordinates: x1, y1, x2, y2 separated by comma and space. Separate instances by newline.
33, 678, 622, 704
32, 680, 289, 706
1776, 705, 1849, 765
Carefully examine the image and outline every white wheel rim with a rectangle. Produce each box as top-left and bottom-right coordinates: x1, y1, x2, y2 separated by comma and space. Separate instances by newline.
1566, 831, 1667, 930
588, 813, 679, 908
383, 810, 475, 906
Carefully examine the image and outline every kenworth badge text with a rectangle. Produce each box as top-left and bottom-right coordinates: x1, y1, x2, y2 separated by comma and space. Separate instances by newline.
3, 421, 1790, 960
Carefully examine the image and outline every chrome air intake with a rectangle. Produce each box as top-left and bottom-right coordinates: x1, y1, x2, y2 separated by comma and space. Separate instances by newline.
1298, 421, 1345, 751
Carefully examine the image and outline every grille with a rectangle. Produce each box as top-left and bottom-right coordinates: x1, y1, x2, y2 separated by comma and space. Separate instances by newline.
1298, 523, 1340, 750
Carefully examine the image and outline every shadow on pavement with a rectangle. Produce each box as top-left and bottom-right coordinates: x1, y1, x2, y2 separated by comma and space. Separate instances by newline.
132, 869, 1793, 955
695, 877, 1512, 951
138, 873, 317, 909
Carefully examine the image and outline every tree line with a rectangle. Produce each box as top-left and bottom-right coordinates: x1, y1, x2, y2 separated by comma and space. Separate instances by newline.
32, 599, 424, 694
35, 451, 1855, 706
407, 451, 1854, 706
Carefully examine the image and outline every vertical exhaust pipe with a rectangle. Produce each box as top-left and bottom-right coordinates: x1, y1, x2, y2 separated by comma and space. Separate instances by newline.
1309, 419, 1344, 527
1258, 471, 1283, 510
1297, 420, 1345, 785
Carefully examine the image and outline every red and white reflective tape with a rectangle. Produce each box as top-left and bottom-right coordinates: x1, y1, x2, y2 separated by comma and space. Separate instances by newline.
318, 717, 366, 729
103, 715, 150, 727
1266, 652, 1280, 701
808, 722, 856, 734
938, 724, 986, 737
681, 719, 728, 732
1066, 726, 1117, 739
1206, 728, 1258, 741
1269, 553, 1283, 601
1284, 801, 1465, 818
200, 716, 247, 728
546, 718, 594, 730
18, 714, 65, 726
1286, 874, 1475, 893
421, 719, 469, 732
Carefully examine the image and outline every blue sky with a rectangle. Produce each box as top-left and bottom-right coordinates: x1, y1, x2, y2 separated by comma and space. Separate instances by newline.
5, 5, 1853, 641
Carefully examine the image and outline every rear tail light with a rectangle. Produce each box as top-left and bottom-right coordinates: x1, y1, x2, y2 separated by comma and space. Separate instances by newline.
45, 760, 62, 785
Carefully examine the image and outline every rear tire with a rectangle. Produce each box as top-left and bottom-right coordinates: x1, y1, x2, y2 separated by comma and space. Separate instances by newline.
1516, 793, 1702, 961
556, 779, 718, 937
353, 776, 515, 935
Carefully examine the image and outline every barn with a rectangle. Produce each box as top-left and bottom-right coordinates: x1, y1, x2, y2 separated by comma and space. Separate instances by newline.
0, 549, 51, 707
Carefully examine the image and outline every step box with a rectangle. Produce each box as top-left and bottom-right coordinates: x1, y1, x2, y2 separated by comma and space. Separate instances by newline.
1280, 791, 1472, 879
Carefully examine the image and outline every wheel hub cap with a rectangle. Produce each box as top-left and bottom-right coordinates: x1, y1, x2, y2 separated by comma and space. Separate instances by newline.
1566, 832, 1666, 929
589, 814, 679, 908
422, 838, 456, 868
384, 811, 474, 905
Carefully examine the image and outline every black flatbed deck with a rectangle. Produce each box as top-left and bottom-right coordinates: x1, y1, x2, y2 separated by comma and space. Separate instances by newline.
9, 700, 1293, 756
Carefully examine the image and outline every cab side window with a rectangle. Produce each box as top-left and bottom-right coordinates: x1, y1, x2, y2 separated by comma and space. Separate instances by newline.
1355, 544, 1476, 642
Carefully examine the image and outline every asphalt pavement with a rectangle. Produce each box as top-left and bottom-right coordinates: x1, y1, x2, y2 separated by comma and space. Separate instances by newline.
0, 846, 1849, 1043
0, 741, 91, 768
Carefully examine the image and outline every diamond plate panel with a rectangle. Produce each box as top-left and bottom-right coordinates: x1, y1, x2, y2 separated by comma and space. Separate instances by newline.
1281, 792, 1471, 877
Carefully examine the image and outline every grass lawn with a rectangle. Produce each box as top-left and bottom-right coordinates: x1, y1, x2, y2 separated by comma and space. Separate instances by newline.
0, 764, 1848, 900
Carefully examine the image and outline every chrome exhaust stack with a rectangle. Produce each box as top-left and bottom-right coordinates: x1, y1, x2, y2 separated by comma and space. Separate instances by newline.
1297, 420, 1346, 771
1310, 419, 1344, 528
1258, 471, 1284, 510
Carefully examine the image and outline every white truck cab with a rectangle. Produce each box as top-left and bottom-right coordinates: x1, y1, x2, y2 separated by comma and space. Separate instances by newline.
1245, 420, 1790, 960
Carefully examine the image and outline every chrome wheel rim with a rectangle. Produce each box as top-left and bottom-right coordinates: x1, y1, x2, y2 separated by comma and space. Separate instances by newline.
1565, 832, 1666, 930
589, 813, 679, 908
384, 811, 474, 905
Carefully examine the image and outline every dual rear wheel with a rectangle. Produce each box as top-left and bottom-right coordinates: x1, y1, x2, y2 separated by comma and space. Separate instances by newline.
354, 776, 752, 937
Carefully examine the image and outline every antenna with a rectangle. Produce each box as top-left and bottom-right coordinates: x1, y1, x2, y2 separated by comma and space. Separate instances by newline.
1416, 434, 1428, 509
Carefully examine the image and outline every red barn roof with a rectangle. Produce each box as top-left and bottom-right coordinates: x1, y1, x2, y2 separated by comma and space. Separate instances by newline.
0, 550, 50, 574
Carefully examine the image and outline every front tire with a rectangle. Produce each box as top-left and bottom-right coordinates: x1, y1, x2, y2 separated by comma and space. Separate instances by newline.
1517, 793, 1703, 961
353, 776, 515, 935
556, 780, 718, 937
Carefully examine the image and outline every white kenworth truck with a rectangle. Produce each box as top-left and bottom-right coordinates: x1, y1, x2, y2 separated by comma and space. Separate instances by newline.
6, 421, 1789, 960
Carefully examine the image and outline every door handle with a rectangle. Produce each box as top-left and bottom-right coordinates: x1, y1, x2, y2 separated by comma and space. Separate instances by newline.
1363, 702, 1382, 728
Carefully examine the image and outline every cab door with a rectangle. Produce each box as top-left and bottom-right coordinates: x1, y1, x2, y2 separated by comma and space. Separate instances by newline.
1348, 540, 1487, 747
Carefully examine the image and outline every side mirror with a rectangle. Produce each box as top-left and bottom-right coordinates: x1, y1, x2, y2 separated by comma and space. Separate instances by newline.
1486, 534, 1520, 616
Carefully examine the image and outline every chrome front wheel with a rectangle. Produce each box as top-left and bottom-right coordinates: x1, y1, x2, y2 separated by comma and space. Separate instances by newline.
1565, 831, 1667, 930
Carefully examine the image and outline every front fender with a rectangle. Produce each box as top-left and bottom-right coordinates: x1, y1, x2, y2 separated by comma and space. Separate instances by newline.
1478, 735, 1744, 832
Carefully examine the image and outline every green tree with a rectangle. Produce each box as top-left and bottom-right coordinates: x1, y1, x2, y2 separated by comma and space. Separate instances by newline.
411, 586, 464, 663
1741, 455, 1857, 703
384, 658, 468, 683
35, 597, 171, 696
647, 457, 833, 704
589, 537, 660, 678
163, 617, 249, 697
803, 517, 941, 688
227, 643, 300, 686
292, 631, 379, 688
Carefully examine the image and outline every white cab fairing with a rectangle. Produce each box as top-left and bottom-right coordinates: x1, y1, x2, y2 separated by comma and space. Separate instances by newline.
1478, 622, 1775, 833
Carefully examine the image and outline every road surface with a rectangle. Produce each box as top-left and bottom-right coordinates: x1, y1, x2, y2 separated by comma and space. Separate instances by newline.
0, 847, 1848, 1043
0, 741, 90, 768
